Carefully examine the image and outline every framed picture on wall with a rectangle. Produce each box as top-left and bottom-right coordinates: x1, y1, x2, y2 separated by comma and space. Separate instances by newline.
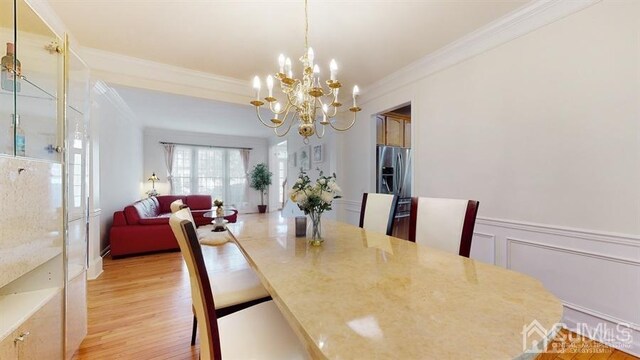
312, 144, 323, 163
298, 146, 311, 170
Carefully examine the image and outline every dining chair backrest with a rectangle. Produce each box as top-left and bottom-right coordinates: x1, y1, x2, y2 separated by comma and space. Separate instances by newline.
170, 199, 186, 213
171, 200, 196, 226
170, 209, 221, 360
409, 197, 479, 258
359, 193, 399, 236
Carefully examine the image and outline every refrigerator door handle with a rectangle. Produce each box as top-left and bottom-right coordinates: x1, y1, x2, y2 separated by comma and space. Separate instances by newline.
398, 153, 406, 196
396, 152, 402, 195
401, 150, 411, 197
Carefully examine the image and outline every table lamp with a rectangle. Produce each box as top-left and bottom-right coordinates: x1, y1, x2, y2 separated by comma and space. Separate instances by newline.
147, 173, 160, 197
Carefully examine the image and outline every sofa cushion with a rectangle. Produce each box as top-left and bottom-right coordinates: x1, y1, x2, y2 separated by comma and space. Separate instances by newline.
157, 195, 186, 214
125, 197, 161, 224
185, 195, 212, 210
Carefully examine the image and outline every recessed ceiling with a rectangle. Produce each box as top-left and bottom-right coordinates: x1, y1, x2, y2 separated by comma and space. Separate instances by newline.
49, 0, 527, 88
111, 85, 274, 138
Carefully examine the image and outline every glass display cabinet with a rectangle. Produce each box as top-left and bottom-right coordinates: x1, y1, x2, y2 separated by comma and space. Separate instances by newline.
1, 0, 62, 161
0, 0, 89, 358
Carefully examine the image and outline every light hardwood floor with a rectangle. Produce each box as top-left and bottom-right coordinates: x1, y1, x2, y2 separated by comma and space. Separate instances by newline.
73, 249, 638, 360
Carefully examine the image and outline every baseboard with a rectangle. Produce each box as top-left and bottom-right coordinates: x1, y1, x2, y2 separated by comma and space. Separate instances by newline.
87, 256, 103, 280
562, 302, 639, 357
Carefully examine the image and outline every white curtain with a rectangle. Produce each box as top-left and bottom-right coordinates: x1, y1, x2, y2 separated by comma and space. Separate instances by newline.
240, 149, 251, 202
163, 144, 175, 193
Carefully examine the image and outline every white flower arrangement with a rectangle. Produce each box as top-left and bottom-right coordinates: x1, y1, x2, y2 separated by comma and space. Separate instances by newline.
289, 170, 341, 215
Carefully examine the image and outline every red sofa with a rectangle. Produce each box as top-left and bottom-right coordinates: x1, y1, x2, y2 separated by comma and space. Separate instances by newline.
110, 195, 238, 257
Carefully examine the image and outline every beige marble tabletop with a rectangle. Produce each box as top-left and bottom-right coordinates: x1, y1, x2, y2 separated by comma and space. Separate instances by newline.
226, 213, 563, 359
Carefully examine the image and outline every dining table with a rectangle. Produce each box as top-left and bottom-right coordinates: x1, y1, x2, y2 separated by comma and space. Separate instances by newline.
225, 212, 563, 359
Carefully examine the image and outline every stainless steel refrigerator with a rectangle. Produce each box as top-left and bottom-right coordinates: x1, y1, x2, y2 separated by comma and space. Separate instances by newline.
376, 145, 412, 198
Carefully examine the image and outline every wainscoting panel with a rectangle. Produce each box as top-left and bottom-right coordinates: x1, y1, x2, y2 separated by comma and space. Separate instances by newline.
475, 217, 640, 356
506, 237, 639, 326
470, 232, 496, 265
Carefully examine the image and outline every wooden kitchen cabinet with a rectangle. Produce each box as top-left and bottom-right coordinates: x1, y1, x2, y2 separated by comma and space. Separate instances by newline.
385, 116, 404, 147
376, 116, 385, 145
377, 113, 411, 147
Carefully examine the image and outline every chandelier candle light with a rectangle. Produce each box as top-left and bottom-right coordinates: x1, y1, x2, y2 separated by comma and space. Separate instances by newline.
250, 0, 361, 143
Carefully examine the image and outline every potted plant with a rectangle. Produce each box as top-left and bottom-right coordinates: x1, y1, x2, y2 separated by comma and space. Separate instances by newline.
249, 163, 272, 213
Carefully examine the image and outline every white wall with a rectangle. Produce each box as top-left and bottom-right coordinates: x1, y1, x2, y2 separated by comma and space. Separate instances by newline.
91, 82, 144, 254
143, 127, 268, 213
338, 0, 640, 355
341, 0, 640, 234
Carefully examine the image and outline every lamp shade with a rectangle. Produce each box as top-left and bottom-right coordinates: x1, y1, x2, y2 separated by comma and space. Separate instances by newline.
148, 173, 160, 182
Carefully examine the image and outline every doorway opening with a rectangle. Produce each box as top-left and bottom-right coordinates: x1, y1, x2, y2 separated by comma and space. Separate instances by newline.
374, 103, 412, 240
273, 140, 288, 210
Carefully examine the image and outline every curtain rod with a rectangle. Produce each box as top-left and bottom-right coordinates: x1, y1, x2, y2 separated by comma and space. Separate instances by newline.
159, 141, 252, 151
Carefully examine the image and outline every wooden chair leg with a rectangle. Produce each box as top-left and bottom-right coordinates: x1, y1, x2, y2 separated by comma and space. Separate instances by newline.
191, 315, 197, 346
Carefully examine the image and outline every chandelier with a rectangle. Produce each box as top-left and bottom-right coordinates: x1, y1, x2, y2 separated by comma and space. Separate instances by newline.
250, 0, 361, 143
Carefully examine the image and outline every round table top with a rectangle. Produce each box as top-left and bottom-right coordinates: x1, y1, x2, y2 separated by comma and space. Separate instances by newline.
203, 208, 236, 218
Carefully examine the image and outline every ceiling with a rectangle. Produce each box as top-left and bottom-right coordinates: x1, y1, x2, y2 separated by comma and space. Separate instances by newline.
111, 85, 274, 138
49, 0, 527, 89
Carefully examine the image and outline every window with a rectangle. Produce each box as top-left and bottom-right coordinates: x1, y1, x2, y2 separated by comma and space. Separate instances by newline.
171, 145, 246, 206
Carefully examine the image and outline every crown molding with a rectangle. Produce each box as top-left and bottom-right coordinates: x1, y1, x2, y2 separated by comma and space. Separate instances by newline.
92, 80, 140, 126
360, 0, 602, 104
24, 0, 77, 45
27, 0, 600, 108
79, 47, 251, 105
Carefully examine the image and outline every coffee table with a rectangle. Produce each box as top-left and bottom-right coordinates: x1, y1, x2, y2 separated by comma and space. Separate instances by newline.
203, 208, 237, 232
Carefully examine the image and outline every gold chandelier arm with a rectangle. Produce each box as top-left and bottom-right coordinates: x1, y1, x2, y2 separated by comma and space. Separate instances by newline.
286, 90, 299, 111
328, 111, 357, 132
274, 112, 297, 137
328, 103, 339, 118
254, 105, 284, 129
314, 121, 325, 139
282, 101, 295, 121
268, 98, 287, 115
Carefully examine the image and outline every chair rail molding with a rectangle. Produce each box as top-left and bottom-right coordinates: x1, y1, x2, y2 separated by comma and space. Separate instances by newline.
360, 0, 602, 104
334, 198, 361, 213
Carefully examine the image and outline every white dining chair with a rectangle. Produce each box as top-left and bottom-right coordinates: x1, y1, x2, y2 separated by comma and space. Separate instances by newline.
170, 208, 270, 346
358, 193, 399, 236
170, 199, 186, 213
169, 212, 307, 360
408, 197, 479, 257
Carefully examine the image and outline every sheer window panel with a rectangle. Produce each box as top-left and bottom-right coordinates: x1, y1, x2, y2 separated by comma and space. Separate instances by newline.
171, 146, 248, 207
173, 146, 193, 194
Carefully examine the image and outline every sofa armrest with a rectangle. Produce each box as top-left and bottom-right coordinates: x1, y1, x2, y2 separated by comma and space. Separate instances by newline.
138, 217, 170, 225
113, 211, 128, 226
